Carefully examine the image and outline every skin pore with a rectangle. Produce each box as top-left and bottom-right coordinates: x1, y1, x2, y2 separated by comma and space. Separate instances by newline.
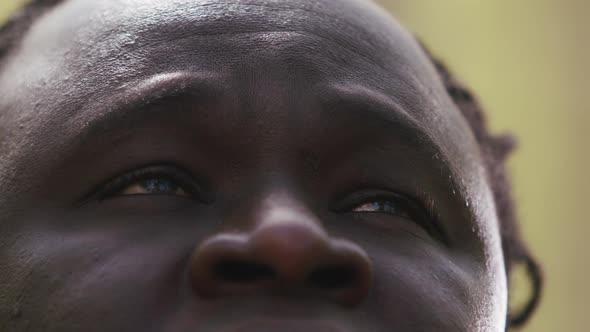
0, 0, 510, 331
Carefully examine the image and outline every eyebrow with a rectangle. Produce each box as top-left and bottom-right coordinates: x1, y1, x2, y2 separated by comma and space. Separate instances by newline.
318, 83, 445, 157
74, 72, 451, 176
73, 72, 225, 143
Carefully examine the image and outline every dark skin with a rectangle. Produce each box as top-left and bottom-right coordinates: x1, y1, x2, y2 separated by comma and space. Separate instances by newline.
0, 0, 508, 331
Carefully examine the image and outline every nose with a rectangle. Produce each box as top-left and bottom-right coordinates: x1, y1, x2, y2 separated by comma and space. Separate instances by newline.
189, 212, 372, 306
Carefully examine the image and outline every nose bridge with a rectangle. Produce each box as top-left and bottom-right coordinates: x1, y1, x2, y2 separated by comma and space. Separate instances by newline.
255, 190, 325, 233
221, 187, 323, 233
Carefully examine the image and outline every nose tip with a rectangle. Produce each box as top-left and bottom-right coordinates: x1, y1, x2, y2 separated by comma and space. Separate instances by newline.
189, 222, 372, 306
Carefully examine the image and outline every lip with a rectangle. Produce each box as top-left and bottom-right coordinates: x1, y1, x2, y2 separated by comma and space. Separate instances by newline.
222, 318, 348, 332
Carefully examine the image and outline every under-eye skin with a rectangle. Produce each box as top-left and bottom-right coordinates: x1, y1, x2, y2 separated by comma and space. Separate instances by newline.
337, 190, 448, 244
90, 165, 203, 201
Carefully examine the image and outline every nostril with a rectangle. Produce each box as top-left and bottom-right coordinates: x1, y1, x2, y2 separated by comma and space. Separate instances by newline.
213, 260, 276, 283
190, 232, 371, 305
307, 265, 358, 290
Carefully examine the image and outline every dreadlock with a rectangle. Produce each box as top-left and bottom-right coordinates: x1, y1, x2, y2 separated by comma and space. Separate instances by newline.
0, 0, 542, 329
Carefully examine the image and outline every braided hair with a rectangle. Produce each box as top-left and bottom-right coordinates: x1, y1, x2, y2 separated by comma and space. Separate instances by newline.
0, 0, 542, 329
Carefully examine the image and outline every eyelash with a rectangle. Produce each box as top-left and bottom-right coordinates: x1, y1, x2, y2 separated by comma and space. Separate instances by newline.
93, 165, 201, 201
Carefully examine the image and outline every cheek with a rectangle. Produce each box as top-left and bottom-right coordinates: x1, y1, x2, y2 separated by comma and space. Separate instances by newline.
0, 215, 206, 332
0, 210, 507, 332
355, 234, 502, 332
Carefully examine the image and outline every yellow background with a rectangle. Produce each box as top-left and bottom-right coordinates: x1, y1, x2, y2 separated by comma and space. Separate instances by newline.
2, 0, 588, 331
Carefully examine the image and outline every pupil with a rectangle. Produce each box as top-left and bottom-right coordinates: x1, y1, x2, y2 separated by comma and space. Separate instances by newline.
142, 178, 178, 194
377, 201, 395, 214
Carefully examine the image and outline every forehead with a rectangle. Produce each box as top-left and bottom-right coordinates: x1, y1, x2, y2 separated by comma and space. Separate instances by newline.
0, 0, 490, 213
10, 0, 445, 97
3, 0, 477, 144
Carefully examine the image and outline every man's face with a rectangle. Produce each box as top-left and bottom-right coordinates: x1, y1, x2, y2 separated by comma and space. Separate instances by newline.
0, 0, 507, 331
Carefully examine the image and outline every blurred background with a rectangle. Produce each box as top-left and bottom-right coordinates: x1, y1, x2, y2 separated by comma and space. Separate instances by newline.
1, 0, 588, 331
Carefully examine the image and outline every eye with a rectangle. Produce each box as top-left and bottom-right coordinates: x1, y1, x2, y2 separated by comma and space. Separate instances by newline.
336, 189, 449, 244
92, 165, 201, 201
120, 177, 188, 196
351, 198, 411, 219
336, 190, 416, 219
